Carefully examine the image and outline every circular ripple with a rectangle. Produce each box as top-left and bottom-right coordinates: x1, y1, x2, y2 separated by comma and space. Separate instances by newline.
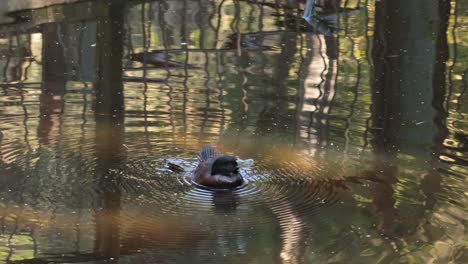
118, 155, 342, 232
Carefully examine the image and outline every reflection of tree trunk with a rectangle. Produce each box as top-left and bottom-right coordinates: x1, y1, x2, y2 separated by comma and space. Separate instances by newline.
93, 2, 125, 261
369, 0, 401, 237
255, 32, 303, 262
370, 0, 452, 238
256, 32, 297, 138
38, 23, 66, 146
421, 0, 451, 210
94, 5, 124, 116
371, 0, 401, 155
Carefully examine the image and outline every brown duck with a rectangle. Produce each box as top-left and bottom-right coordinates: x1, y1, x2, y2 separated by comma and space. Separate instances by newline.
193, 146, 244, 188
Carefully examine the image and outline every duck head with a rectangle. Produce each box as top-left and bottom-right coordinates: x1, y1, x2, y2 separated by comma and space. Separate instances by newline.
211, 156, 239, 177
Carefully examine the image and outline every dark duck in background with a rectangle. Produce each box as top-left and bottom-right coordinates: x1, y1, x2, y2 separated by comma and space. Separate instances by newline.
193, 146, 244, 188
129, 52, 197, 69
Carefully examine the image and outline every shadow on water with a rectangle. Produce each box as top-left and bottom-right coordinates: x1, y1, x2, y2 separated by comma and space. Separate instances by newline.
0, 0, 467, 263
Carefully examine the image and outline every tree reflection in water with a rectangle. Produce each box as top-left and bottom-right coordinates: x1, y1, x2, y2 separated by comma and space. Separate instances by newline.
0, 0, 467, 263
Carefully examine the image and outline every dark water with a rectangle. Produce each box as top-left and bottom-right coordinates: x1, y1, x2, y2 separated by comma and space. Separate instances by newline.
0, 0, 467, 263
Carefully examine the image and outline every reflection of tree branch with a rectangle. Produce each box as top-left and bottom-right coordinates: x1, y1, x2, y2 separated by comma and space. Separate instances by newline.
142, 2, 151, 152
2, 35, 12, 83
5, 214, 19, 263
124, 9, 134, 69
214, 0, 226, 48
361, 0, 372, 154
270, 199, 303, 264
214, 0, 227, 136
445, 0, 458, 115
198, 0, 212, 135
307, 35, 326, 150
201, 51, 211, 134
21, 35, 33, 82
295, 26, 311, 146
233, 0, 249, 135
77, 21, 87, 250
342, 9, 361, 157
157, 1, 176, 136
21, 38, 32, 153
182, 0, 189, 135
457, 69, 467, 114
2, 169, 25, 262
321, 37, 337, 152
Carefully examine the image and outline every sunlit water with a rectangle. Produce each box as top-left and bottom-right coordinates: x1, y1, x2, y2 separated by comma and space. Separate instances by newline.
0, 0, 467, 263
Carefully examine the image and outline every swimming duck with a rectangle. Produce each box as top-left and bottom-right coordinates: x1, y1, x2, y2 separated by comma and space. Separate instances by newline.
193, 146, 244, 188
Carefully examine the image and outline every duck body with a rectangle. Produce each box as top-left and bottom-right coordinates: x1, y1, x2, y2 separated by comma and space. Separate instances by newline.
193, 146, 244, 188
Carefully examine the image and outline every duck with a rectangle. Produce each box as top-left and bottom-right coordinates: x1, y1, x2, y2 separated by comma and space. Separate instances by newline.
129, 52, 197, 69
193, 146, 244, 188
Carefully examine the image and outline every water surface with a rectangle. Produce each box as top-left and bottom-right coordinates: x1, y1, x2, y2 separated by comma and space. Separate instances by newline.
0, 0, 467, 263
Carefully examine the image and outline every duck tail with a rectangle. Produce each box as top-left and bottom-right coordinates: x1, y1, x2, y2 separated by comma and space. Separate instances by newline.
198, 145, 220, 162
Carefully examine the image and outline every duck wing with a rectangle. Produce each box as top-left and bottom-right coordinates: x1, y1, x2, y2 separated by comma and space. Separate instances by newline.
198, 145, 220, 162
194, 146, 221, 181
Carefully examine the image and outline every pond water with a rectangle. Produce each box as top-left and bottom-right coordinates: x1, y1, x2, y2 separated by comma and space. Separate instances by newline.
0, 0, 467, 263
